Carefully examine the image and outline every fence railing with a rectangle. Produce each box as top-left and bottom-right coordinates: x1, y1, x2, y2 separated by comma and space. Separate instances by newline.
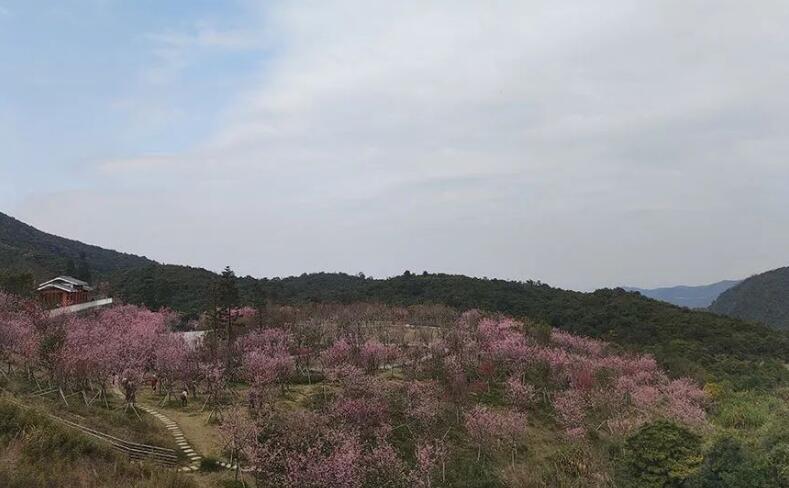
0, 389, 178, 467
48, 298, 114, 317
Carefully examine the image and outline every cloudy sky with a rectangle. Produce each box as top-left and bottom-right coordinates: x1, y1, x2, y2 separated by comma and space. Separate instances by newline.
2, 1, 789, 291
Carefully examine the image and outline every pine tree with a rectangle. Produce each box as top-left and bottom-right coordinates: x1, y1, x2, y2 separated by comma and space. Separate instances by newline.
217, 266, 240, 366
76, 252, 92, 284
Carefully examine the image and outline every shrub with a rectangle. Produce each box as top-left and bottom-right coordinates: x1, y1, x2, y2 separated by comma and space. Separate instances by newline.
694, 436, 776, 488
715, 393, 776, 429
200, 456, 222, 472
620, 421, 702, 487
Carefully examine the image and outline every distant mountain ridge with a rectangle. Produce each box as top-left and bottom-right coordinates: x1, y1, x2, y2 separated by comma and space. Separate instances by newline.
710, 267, 789, 331
624, 280, 742, 309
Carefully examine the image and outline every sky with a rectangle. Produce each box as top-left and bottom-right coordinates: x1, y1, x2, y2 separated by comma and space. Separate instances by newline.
2, 0, 789, 291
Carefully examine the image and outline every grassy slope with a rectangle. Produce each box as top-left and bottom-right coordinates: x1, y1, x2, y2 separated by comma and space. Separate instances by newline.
0, 394, 195, 488
2, 375, 178, 450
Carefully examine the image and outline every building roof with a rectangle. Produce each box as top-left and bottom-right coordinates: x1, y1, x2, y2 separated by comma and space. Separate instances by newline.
37, 276, 94, 293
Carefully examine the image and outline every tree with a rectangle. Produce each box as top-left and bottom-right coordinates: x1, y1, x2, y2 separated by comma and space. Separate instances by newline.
0, 272, 34, 297
695, 436, 776, 488
465, 405, 527, 466
621, 421, 702, 487
216, 266, 240, 366
76, 252, 92, 283
64, 258, 76, 277
252, 281, 268, 330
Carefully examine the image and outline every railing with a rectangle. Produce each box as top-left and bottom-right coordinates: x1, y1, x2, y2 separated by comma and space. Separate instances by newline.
51, 415, 179, 466
48, 298, 114, 317
0, 389, 178, 467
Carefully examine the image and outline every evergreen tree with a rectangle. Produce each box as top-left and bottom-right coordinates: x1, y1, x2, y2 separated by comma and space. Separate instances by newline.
64, 258, 76, 277
0, 272, 34, 296
621, 421, 702, 487
695, 436, 776, 487
76, 252, 92, 283
217, 266, 240, 365
253, 281, 267, 330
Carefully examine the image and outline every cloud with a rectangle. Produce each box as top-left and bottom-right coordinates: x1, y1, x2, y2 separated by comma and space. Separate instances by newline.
140, 22, 263, 85
17, 0, 789, 290
98, 155, 176, 174
145, 25, 259, 51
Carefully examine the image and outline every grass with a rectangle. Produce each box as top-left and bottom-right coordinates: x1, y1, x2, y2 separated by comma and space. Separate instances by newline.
713, 391, 781, 430
0, 395, 197, 488
137, 388, 226, 459
2, 375, 177, 450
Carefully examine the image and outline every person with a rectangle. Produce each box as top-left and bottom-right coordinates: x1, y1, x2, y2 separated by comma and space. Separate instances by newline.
180, 388, 188, 407
151, 374, 158, 393
123, 379, 136, 405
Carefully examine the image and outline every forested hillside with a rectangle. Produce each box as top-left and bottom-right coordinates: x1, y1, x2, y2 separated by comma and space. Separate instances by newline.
0, 212, 154, 282
108, 267, 789, 389
2, 213, 787, 390
710, 267, 789, 331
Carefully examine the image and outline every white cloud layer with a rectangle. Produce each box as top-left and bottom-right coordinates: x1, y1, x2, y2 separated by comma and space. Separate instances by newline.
15, 0, 789, 290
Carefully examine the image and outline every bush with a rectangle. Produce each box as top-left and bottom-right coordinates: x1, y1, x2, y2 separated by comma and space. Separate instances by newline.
200, 456, 222, 472
620, 420, 702, 487
694, 436, 776, 488
715, 393, 776, 429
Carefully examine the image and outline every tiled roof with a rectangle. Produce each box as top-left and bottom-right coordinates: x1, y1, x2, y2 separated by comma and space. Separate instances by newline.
37, 275, 94, 292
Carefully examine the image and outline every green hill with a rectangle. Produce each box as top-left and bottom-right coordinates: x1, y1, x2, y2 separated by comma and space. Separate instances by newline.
1, 212, 787, 389
710, 267, 789, 331
0, 211, 154, 282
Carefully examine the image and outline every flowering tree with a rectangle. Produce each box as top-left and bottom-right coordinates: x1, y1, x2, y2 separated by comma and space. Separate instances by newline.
200, 361, 227, 421
412, 437, 448, 488
284, 430, 365, 488
0, 293, 42, 375
504, 375, 536, 410
154, 333, 190, 406
465, 405, 527, 466
243, 349, 295, 393
242, 328, 295, 394
321, 337, 354, 369
219, 406, 254, 481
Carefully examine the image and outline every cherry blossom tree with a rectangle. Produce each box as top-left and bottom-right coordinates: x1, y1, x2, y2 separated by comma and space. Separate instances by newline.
284, 430, 365, 488
465, 405, 527, 466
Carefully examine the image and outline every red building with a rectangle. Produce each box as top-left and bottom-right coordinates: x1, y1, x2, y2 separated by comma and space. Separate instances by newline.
37, 276, 94, 308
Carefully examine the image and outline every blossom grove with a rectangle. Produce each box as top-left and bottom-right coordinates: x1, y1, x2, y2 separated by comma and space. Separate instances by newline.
0, 293, 709, 486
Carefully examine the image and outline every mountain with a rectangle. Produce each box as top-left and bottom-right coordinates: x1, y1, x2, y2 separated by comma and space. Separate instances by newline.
1, 211, 787, 389
710, 267, 789, 331
624, 280, 741, 308
0, 211, 155, 281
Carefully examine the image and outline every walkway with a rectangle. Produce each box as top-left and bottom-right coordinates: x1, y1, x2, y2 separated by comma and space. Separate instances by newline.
136, 403, 203, 472
135, 402, 249, 473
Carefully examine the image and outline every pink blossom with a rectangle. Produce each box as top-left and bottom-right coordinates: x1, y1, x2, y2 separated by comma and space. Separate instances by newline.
550, 329, 605, 356
359, 338, 394, 372
552, 389, 587, 429
332, 397, 389, 430
284, 430, 364, 488
465, 405, 527, 461
321, 337, 354, 368
504, 375, 536, 409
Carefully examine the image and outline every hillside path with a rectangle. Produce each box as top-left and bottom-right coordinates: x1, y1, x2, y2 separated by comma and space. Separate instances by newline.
135, 403, 203, 472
